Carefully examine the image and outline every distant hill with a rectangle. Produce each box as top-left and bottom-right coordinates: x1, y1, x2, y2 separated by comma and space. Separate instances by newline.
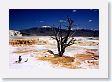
19, 26, 99, 37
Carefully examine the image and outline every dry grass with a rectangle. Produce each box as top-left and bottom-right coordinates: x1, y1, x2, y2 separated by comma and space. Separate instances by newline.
37, 56, 81, 69
38, 56, 74, 64
9, 38, 48, 46
75, 54, 99, 60
13, 49, 38, 54
37, 53, 99, 69
36, 40, 48, 45
75, 41, 98, 46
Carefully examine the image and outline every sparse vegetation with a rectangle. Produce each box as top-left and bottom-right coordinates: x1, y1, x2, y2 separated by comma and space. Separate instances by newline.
38, 56, 77, 69
13, 49, 38, 54
37, 52, 99, 69
9, 38, 48, 46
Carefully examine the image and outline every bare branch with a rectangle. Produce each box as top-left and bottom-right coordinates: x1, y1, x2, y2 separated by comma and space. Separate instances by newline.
70, 31, 75, 37
51, 16, 76, 57
68, 38, 76, 45
63, 38, 75, 47
51, 36, 56, 40
62, 17, 74, 44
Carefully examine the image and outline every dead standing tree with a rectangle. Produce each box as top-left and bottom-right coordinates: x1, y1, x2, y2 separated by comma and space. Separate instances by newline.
52, 17, 76, 57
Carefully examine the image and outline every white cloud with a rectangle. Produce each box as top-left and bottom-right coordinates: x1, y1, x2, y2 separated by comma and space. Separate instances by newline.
88, 20, 92, 22
72, 10, 77, 12
93, 9, 98, 12
59, 20, 66, 23
90, 9, 93, 10
40, 21, 44, 22
90, 9, 98, 12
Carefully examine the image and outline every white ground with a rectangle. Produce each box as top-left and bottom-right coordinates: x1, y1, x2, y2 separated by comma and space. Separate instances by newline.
9, 37, 99, 69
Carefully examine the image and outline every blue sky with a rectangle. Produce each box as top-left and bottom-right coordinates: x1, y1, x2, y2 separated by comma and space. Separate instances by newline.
9, 9, 99, 30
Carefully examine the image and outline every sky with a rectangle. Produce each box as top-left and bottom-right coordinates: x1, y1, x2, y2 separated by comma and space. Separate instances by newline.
9, 9, 99, 30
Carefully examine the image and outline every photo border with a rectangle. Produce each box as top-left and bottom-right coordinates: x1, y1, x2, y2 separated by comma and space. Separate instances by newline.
0, 0, 108, 78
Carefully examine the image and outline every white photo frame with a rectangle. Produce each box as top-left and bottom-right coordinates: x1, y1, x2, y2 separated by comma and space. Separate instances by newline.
0, 0, 108, 78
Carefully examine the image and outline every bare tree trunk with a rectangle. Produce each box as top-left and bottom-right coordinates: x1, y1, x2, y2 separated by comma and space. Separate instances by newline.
52, 17, 75, 57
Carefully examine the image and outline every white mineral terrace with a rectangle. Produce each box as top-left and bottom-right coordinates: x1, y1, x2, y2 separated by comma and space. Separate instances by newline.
9, 36, 99, 69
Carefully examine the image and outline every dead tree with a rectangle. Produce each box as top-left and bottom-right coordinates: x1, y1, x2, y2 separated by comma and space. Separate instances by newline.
52, 17, 76, 57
